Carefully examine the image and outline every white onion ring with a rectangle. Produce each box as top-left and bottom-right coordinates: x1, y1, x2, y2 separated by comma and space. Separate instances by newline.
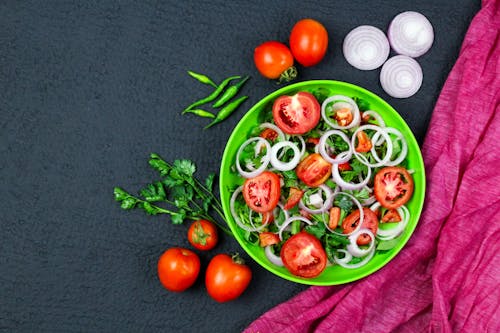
343, 25, 390, 70
298, 184, 334, 215
236, 137, 271, 178
331, 151, 372, 191
321, 95, 361, 129
380, 55, 423, 98
229, 186, 267, 233
270, 140, 301, 171
377, 205, 410, 240
388, 11, 434, 58
278, 216, 313, 241
334, 249, 352, 265
328, 191, 364, 236
264, 245, 284, 266
362, 110, 386, 127
259, 122, 286, 142
334, 247, 375, 269
318, 130, 353, 164
371, 127, 408, 166
351, 124, 393, 168
347, 229, 376, 257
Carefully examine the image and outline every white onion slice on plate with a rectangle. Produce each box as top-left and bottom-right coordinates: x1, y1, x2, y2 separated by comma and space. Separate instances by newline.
236, 137, 271, 178
370, 202, 410, 240
371, 127, 408, 166
347, 228, 376, 257
343, 25, 390, 70
331, 152, 372, 191
318, 130, 353, 164
334, 247, 375, 269
351, 124, 393, 168
321, 95, 361, 130
362, 110, 386, 127
229, 186, 267, 233
270, 140, 301, 171
259, 122, 286, 142
278, 216, 313, 241
298, 184, 335, 215
264, 245, 284, 266
380, 55, 423, 98
388, 11, 434, 58
326, 191, 365, 236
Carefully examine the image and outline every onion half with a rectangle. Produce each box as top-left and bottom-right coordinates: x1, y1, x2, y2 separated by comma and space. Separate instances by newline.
343, 25, 390, 70
388, 11, 434, 58
380, 55, 423, 98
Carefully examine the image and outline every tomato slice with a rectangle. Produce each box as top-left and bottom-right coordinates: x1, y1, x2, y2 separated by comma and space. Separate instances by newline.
374, 167, 414, 209
355, 130, 373, 153
328, 207, 341, 229
259, 232, 280, 247
280, 231, 327, 278
243, 171, 281, 213
334, 108, 353, 126
272, 92, 320, 134
296, 153, 332, 187
283, 187, 304, 210
259, 128, 279, 141
342, 208, 379, 245
381, 209, 402, 222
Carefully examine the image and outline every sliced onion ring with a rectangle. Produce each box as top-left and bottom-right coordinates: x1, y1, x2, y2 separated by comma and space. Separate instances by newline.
321, 95, 361, 129
327, 191, 364, 236
343, 25, 390, 70
278, 216, 313, 241
298, 184, 335, 215
236, 137, 271, 178
229, 186, 266, 233
351, 124, 393, 168
388, 11, 434, 58
347, 229, 376, 257
265, 245, 284, 266
376, 204, 410, 240
259, 122, 286, 142
332, 151, 372, 191
334, 247, 375, 269
318, 130, 353, 164
380, 55, 423, 98
270, 140, 301, 171
371, 127, 408, 166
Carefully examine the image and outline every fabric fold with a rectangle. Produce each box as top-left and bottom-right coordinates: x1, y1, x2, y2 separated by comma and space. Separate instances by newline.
245, 0, 500, 331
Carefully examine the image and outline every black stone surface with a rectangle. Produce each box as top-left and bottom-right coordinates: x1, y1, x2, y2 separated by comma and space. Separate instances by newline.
0, 1, 480, 332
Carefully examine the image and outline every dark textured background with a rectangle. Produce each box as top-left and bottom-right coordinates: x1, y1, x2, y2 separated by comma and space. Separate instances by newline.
0, 0, 480, 332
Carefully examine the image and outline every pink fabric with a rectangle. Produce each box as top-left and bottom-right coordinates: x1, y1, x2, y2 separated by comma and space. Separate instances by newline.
245, 1, 500, 332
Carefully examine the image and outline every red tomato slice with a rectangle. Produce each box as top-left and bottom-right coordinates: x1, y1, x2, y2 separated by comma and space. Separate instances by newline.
259, 232, 280, 247
328, 207, 341, 229
381, 209, 402, 222
355, 130, 373, 153
272, 92, 320, 134
342, 208, 379, 245
283, 187, 304, 210
374, 166, 414, 209
243, 171, 281, 213
280, 231, 327, 278
296, 153, 332, 187
259, 128, 279, 141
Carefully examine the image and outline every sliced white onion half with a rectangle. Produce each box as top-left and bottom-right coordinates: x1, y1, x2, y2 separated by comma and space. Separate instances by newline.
318, 130, 353, 164
264, 245, 284, 266
347, 228, 376, 257
380, 55, 423, 98
331, 151, 372, 191
259, 122, 286, 142
236, 137, 271, 178
298, 184, 335, 215
334, 247, 375, 269
388, 11, 434, 58
351, 124, 393, 168
321, 95, 361, 129
343, 25, 390, 70
371, 127, 408, 166
229, 186, 267, 232
278, 216, 313, 241
270, 140, 301, 171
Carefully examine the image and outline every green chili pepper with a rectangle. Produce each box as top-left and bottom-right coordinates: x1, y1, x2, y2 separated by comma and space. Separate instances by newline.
212, 76, 250, 108
184, 109, 215, 118
204, 95, 249, 129
182, 75, 241, 114
187, 70, 218, 88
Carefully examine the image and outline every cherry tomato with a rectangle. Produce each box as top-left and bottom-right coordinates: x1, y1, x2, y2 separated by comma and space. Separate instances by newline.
157, 248, 200, 292
280, 231, 327, 278
355, 130, 373, 153
205, 254, 252, 302
283, 187, 304, 210
342, 208, 379, 245
259, 232, 280, 247
374, 166, 414, 209
243, 171, 281, 213
289, 19, 328, 67
272, 92, 321, 135
296, 153, 332, 187
328, 207, 341, 229
187, 220, 218, 251
254, 41, 296, 82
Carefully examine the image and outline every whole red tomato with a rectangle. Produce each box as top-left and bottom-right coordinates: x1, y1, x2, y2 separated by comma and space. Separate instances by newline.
187, 220, 218, 251
205, 254, 252, 302
157, 248, 200, 292
254, 41, 297, 82
289, 19, 329, 67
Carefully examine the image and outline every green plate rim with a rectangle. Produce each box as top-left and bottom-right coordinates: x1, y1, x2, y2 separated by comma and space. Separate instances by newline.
219, 80, 426, 285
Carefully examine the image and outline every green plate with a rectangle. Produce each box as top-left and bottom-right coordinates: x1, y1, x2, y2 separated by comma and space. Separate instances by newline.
219, 80, 426, 285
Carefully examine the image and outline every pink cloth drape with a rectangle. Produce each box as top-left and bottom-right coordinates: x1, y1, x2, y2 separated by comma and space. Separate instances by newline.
245, 1, 500, 332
